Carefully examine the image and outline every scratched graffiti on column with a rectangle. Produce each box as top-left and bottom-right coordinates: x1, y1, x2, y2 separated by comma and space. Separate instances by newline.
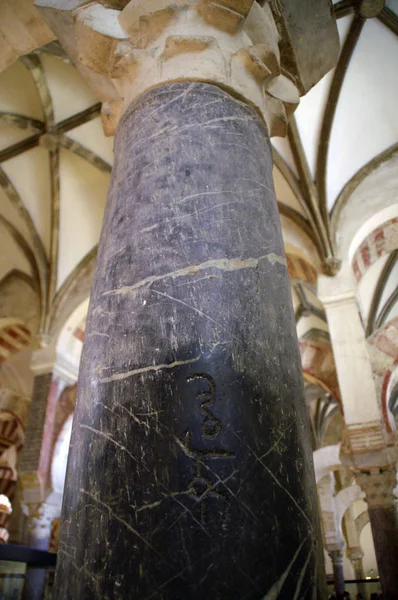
175, 373, 235, 525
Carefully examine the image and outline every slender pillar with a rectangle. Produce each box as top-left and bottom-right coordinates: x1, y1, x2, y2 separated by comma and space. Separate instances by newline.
347, 547, 367, 599
21, 501, 59, 600
319, 273, 398, 598
19, 349, 62, 600
356, 466, 398, 600
318, 280, 387, 446
318, 274, 396, 463
36, 1, 340, 598
318, 475, 346, 597
329, 549, 345, 598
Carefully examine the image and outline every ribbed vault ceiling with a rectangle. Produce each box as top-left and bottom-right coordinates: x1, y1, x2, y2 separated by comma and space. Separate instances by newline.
0, 0, 397, 344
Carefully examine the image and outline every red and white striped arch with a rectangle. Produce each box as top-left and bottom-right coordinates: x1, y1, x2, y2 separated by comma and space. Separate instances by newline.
0, 413, 24, 453
352, 217, 398, 283
0, 318, 32, 365
299, 336, 342, 409
367, 316, 398, 434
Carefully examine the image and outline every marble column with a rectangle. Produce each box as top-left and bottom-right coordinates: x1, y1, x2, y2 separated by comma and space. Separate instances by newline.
53, 79, 326, 600
328, 548, 345, 598
36, 1, 340, 598
357, 467, 398, 600
21, 501, 59, 600
347, 547, 366, 599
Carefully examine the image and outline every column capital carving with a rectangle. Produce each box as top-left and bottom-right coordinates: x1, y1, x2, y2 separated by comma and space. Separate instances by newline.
328, 547, 345, 564
336, 419, 396, 472
36, 0, 339, 137
346, 546, 364, 562
31, 346, 57, 376
340, 429, 398, 471
356, 465, 398, 509
22, 501, 61, 544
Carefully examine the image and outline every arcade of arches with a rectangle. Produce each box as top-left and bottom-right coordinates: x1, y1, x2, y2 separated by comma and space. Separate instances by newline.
0, 0, 397, 598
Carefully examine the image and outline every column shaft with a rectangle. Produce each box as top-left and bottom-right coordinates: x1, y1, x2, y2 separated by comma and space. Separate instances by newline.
20, 372, 60, 494
368, 504, 398, 600
20, 374, 53, 484
329, 550, 345, 598
357, 467, 398, 600
54, 82, 326, 599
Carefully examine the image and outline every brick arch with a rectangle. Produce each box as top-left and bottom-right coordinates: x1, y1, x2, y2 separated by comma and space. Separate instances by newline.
0, 318, 32, 366
52, 384, 77, 451
0, 390, 29, 538
367, 316, 398, 434
299, 332, 341, 409
352, 217, 398, 283
0, 413, 24, 453
285, 248, 318, 287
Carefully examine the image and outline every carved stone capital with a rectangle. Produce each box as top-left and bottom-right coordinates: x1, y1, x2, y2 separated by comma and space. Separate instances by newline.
356, 465, 398, 509
346, 546, 364, 562
323, 256, 342, 277
360, 0, 385, 19
36, 0, 339, 137
22, 501, 60, 544
328, 547, 344, 565
340, 422, 398, 470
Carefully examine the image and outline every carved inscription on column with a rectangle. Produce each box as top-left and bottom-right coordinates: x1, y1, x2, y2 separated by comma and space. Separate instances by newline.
175, 373, 235, 524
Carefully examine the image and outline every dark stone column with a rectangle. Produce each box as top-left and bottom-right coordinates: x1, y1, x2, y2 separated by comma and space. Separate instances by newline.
357, 467, 398, 600
54, 82, 326, 599
368, 504, 398, 600
329, 549, 345, 598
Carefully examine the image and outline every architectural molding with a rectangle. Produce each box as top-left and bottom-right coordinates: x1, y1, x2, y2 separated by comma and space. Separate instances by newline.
57, 135, 112, 174
330, 143, 398, 246
316, 15, 365, 225
288, 116, 338, 273
351, 217, 398, 283
0, 166, 48, 317
49, 246, 97, 340
366, 250, 398, 337
378, 6, 398, 36
376, 285, 398, 331
355, 509, 370, 538
313, 444, 343, 484
37, 1, 296, 137
36, 0, 339, 138
356, 465, 398, 508
0, 218, 41, 295
0, 113, 44, 133
20, 54, 55, 128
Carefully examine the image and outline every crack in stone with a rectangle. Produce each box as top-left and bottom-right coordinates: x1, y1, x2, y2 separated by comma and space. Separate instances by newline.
58, 547, 101, 597
292, 546, 312, 600
99, 355, 201, 383
261, 536, 308, 599
80, 489, 169, 565
101, 254, 286, 299
233, 432, 314, 531
80, 424, 140, 465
